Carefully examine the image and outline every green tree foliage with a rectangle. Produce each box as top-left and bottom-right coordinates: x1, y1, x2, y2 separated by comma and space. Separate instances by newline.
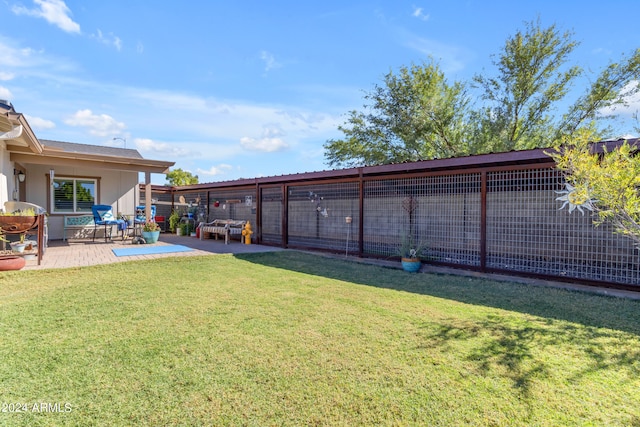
473, 19, 581, 151
549, 128, 640, 245
165, 168, 198, 186
324, 61, 471, 167
325, 19, 640, 168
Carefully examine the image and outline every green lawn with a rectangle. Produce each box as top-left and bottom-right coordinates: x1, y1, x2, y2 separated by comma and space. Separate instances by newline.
1, 251, 639, 426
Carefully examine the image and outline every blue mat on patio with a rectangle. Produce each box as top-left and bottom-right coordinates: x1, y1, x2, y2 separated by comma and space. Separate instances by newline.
112, 244, 194, 257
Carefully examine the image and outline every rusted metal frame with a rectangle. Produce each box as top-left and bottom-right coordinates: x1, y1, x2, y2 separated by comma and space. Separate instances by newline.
415, 259, 639, 293
480, 171, 487, 271
205, 191, 210, 222
255, 182, 262, 244
282, 177, 361, 252
360, 162, 555, 183
482, 266, 640, 293
257, 182, 285, 247
358, 168, 364, 257
282, 184, 288, 248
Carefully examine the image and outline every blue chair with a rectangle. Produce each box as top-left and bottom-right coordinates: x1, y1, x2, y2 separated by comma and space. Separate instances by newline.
134, 205, 156, 226
133, 205, 157, 237
92, 205, 126, 242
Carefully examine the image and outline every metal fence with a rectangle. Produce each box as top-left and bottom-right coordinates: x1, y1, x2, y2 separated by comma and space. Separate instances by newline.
148, 145, 640, 290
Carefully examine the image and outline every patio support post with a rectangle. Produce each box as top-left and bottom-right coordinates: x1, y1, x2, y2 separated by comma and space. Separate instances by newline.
145, 172, 152, 222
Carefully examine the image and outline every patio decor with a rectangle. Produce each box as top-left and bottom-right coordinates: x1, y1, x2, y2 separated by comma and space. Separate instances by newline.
0, 255, 25, 271
92, 205, 126, 242
111, 244, 193, 257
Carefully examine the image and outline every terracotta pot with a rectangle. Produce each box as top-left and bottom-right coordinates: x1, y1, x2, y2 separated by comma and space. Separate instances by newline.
0, 255, 26, 271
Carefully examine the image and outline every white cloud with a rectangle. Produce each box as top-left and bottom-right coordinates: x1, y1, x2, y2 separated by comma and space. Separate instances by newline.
12, 0, 81, 34
260, 50, 282, 72
0, 86, 13, 101
0, 72, 15, 81
599, 80, 640, 117
93, 29, 122, 51
64, 109, 125, 137
24, 114, 55, 130
197, 164, 233, 177
0, 37, 77, 74
136, 41, 144, 54
412, 7, 430, 21
134, 138, 193, 157
240, 125, 289, 152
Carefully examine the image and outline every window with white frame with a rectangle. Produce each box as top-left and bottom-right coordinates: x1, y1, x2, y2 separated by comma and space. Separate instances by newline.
51, 177, 97, 213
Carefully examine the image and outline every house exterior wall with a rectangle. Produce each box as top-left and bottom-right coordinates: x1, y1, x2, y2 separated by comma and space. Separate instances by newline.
0, 142, 16, 207
24, 164, 139, 240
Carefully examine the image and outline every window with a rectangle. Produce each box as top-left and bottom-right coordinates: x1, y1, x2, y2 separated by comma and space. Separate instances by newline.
51, 178, 96, 213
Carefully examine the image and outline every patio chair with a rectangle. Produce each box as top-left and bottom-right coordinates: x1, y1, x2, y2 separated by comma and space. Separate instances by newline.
92, 204, 126, 242
134, 205, 156, 230
134, 205, 156, 226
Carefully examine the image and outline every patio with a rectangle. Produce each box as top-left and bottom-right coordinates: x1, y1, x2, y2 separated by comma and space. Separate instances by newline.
21, 233, 284, 270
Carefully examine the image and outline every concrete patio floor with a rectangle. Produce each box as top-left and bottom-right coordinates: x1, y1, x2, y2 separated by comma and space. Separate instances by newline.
21, 233, 284, 270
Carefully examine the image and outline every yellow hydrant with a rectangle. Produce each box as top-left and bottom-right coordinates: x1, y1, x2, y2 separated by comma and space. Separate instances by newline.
242, 221, 253, 245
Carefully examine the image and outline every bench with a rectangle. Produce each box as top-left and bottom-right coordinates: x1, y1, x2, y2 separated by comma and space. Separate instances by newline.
63, 215, 95, 241
199, 219, 246, 244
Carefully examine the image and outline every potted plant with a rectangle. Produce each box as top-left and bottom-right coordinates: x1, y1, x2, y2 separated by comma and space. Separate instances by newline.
0, 233, 25, 270
169, 209, 181, 234
141, 221, 161, 244
180, 222, 193, 237
396, 234, 428, 273
10, 233, 28, 253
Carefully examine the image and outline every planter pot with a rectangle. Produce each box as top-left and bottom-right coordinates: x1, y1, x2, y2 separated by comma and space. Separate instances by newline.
0, 255, 26, 271
141, 230, 160, 244
401, 258, 421, 273
176, 228, 183, 236
10, 242, 27, 253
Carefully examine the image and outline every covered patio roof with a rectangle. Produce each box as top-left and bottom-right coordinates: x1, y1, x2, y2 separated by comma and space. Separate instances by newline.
9, 140, 174, 174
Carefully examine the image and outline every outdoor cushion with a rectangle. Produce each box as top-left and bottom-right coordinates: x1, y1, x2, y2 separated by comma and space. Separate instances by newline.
92, 204, 125, 242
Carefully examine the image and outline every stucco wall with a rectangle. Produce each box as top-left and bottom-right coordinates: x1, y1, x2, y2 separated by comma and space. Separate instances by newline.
23, 164, 140, 240
0, 142, 16, 207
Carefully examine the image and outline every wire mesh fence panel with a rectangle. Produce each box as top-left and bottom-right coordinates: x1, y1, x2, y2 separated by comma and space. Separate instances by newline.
142, 188, 173, 220
261, 187, 282, 245
363, 174, 481, 265
486, 168, 640, 286
172, 191, 208, 223
287, 182, 359, 251
206, 189, 257, 226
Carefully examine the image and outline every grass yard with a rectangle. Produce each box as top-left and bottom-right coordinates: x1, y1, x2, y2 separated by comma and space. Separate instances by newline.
1, 251, 639, 426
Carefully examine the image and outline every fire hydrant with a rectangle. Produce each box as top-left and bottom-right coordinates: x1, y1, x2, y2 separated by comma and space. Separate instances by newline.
242, 221, 253, 245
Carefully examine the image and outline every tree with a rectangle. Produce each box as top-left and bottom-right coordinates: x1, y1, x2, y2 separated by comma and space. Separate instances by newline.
324, 19, 640, 167
549, 129, 640, 246
558, 49, 640, 141
472, 19, 581, 151
323, 61, 472, 168
165, 168, 198, 186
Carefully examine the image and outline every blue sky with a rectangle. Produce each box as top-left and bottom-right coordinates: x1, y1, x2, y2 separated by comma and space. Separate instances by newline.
1, 1, 638, 184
